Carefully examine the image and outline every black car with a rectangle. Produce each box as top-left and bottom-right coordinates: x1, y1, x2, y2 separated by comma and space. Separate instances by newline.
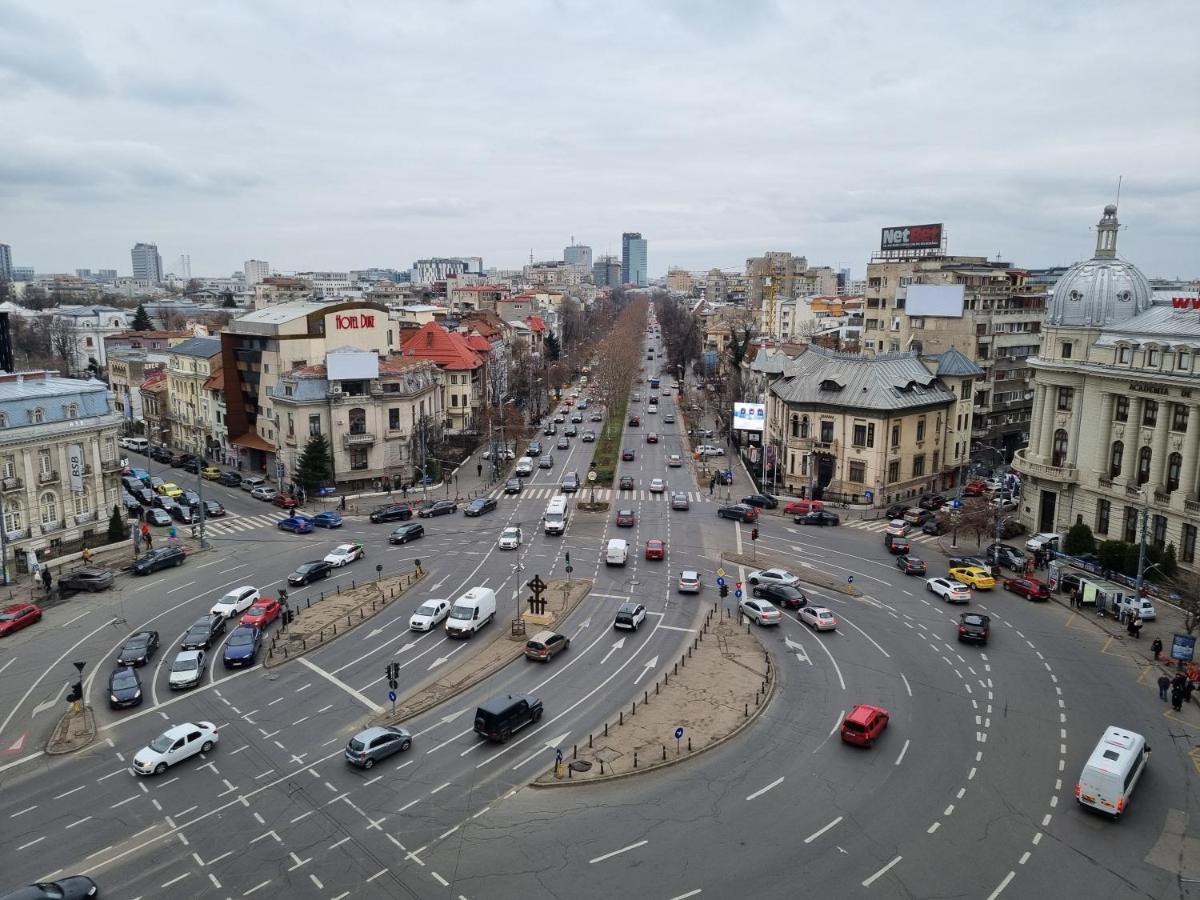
121, 493, 143, 516
143, 507, 172, 526
108, 666, 143, 708
168, 452, 189, 468
181, 457, 204, 474
741, 493, 779, 510
948, 556, 990, 572
717, 504, 757, 522
132, 486, 157, 506
180, 614, 226, 650
958, 612, 991, 645
170, 504, 198, 524
986, 543, 1026, 570
217, 470, 243, 487
917, 494, 947, 511
117, 630, 160, 666
464, 497, 497, 517
59, 566, 114, 593
180, 489, 202, 508
289, 560, 333, 585
922, 518, 945, 536
370, 504, 413, 524
543, 423, 557, 436
895, 554, 927, 575
1058, 571, 1083, 595
795, 511, 840, 526
751, 582, 807, 610
389, 523, 425, 544
526, 441, 542, 457
122, 475, 145, 494
131, 546, 186, 575
621, 449, 635, 461
504, 478, 523, 495
885, 502, 908, 520
619, 475, 635, 490
204, 500, 226, 518
418, 499, 457, 518
149, 445, 173, 463
1, 875, 100, 900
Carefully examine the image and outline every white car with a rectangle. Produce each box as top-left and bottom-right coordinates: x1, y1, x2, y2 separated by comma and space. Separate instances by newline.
748, 568, 799, 588
649, 478, 666, 493
482, 448, 515, 460
667, 454, 682, 467
677, 570, 702, 593
739, 598, 782, 626
210, 585, 260, 618
497, 526, 522, 550
646, 405, 657, 414
168, 649, 206, 690
884, 519, 910, 536
409, 598, 451, 632
697, 445, 724, 456
927, 577, 972, 603
132, 721, 219, 776
798, 606, 837, 631
324, 543, 365, 567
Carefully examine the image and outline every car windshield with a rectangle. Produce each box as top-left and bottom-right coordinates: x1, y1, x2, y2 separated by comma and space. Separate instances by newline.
113, 670, 138, 689
172, 656, 198, 672
416, 602, 440, 617
297, 564, 316, 573
348, 737, 366, 752
229, 630, 255, 646
149, 733, 175, 753
248, 604, 270, 615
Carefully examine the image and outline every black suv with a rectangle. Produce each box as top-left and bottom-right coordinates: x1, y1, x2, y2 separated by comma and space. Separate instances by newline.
525, 441, 542, 457
473, 693, 543, 743
370, 504, 413, 524
958, 612, 991, 645
986, 543, 1026, 570
389, 523, 425, 544
217, 471, 243, 487
751, 582, 807, 610
741, 493, 779, 510
917, 494, 947, 511
717, 504, 757, 522
464, 497, 497, 517
417, 499, 457, 518
180, 614, 226, 650
59, 566, 114, 593
132, 546, 186, 575
149, 445, 173, 464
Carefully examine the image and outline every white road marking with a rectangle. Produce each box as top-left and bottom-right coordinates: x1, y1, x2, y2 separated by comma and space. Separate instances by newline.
745, 776, 784, 801
894, 739, 910, 766
862, 855, 903, 887
589, 840, 649, 864
803, 816, 843, 844
296, 656, 383, 713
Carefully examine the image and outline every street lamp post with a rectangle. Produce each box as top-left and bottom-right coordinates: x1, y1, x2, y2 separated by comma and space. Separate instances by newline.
1133, 488, 1152, 600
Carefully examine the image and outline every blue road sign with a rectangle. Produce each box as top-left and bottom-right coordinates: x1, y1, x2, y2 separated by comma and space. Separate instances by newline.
864, 489, 873, 501
674, 727, 684, 739
952, 499, 962, 509
847, 576, 855, 584
734, 588, 742, 598
716, 576, 726, 587
388, 690, 397, 702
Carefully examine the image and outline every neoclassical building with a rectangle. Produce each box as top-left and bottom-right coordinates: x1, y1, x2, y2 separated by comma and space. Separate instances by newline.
1013, 206, 1200, 571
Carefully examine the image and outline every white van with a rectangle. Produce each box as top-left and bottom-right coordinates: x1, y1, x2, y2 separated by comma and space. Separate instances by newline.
445, 587, 497, 639
125, 437, 149, 453
544, 496, 569, 535
605, 538, 628, 566
1076, 726, 1150, 818
1025, 532, 1060, 554
514, 457, 534, 477
1117, 595, 1157, 621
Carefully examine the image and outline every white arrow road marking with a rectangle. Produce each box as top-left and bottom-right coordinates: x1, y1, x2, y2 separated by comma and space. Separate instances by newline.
599, 637, 626, 664
632, 655, 659, 684
413, 707, 470, 738
296, 657, 382, 714
784, 638, 812, 666
427, 644, 468, 671
512, 732, 571, 769
31, 682, 71, 718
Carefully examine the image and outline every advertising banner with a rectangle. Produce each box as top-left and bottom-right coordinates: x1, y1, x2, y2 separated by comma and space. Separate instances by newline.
732, 403, 766, 432
67, 444, 85, 493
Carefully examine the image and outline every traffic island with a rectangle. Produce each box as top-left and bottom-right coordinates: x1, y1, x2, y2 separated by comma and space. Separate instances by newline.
533, 605, 774, 786
373, 577, 593, 728
46, 704, 96, 756
264, 566, 425, 668
722, 549, 861, 598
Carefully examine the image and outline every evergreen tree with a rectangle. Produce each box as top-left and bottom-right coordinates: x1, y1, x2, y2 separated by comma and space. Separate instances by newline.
295, 434, 333, 490
107, 505, 126, 543
131, 304, 153, 331
544, 332, 561, 361
221, 291, 237, 308
1063, 522, 1095, 556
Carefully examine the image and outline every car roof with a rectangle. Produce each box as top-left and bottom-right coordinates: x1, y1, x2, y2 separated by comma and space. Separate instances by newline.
618, 602, 642, 612
159, 721, 210, 739
681, 570, 700, 578
529, 630, 562, 643
351, 725, 397, 742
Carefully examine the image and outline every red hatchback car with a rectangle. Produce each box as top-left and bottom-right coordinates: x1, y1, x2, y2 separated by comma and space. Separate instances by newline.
645, 539, 665, 560
242, 597, 283, 628
1003, 576, 1051, 601
783, 499, 823, 516
615, 509, 636, 527
0, 602, 42, 637
963, 480, 987, 496
273, 493, 299, 509
840, 704, 889, 747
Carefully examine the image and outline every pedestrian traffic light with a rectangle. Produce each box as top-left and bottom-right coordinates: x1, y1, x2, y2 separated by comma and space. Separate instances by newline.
751, 527, 759, 541
719, 583, 729, 598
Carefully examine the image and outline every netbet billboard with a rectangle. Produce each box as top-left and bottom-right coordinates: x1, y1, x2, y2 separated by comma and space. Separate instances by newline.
880, 223, 943, 252
733, 403, 766, 432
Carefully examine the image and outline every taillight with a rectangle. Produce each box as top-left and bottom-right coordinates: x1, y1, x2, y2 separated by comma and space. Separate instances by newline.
1116, 797, 1125, 812
1074, 783, 1081, 797
958, 626, 966, 634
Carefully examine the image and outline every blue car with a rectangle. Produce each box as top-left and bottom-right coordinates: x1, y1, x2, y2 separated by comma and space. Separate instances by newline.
128, 467, 152, 486
278, 516, 314, 534
311, 511, 343, 528
223, 625, 261, 668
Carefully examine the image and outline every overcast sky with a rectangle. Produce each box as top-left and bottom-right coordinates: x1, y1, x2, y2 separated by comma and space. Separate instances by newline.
2, 0, 1197, 280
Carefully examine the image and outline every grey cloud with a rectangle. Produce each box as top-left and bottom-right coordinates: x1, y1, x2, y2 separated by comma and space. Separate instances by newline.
0, 6, 108, 97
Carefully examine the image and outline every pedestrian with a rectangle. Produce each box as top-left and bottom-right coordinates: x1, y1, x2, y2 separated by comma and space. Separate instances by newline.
81, 544, 92, 564
1129, 616, 1142, 639
1172, 686, 1184, 712
708, 477, 714, 496
41, 567, 52, 594
141, 524, 152, 550
387, 480, 392, 496
414, 558, 423, 576
1158, 674, 1171, 701
1151, 637, 1163, 661
168, 524, 177, 546
477, 462, 483, 479
339, 495, 347, 511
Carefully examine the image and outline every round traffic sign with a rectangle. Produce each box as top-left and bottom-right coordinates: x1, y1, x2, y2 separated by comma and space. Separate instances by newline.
588, 470, 597, 482
674, 727, 684, 739
716, 576, 726, 587
734, 588, 742, 598
847, 576, 855, 584
716, 567, 726, 577
565, 565, 574, 574
388, 690, 397, 702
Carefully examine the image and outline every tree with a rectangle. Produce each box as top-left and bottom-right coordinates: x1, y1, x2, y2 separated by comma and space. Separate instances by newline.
1097, 540, 1131, 575
1063, 522, 1096, 556
544, 332, 561, 361
107, 505, 127, 543
295, 434, 333, 490
131, 304, 153, 331
221, 291, 237, 308
1168, 570, 1200, 636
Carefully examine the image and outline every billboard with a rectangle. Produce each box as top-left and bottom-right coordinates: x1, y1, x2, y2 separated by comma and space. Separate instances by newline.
733, 402, 766, 432
906, 283, 965, 317
880, 223, 943, 252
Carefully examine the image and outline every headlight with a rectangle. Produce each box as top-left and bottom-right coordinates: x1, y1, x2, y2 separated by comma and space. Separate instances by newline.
111, 694, 119, 702
133, 690, 141, 698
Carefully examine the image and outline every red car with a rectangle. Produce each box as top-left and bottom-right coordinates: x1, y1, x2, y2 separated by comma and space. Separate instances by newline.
1003, 576, 1051, 601
783, 499, 823, 516
645, 539, 665, 560
242, 597, 283, 628
273, 493, 299, 509
840, 704, 889, 747
0, 602, 42, 637
963, 481, 986, 497
615, 509, 636, 527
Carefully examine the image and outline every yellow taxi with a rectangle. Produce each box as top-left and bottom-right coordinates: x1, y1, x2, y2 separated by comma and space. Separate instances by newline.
201, 466, 222, 480
949, 566, 996, 590
156, 482, 183, 498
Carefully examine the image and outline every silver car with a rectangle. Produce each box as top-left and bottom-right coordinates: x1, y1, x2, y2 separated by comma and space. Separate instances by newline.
345, 725, 413, 769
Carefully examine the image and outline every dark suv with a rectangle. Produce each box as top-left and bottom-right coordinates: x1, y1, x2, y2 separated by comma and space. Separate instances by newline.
474, 693, 543, 743
717, 504, 757, 522
957, 612, 991, 645
132, 546, 186, 575
370, 504, 413, 524
59, 566, 115, 593
751, 582, 807, 610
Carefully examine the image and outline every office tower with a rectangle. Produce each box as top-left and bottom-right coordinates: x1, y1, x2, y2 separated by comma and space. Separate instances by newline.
0, 243, 12, 282
593, 256, 622, 288
244, 259, 270, 286
621, 232, 647, 287
564, 241, 592, 270
131, 242, 163, 284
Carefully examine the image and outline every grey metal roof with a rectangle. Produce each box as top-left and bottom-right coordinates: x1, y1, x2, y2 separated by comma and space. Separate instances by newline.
928, 346, 983, 377
771, 346, 955, 412
169, 337, 222, 358
748, 347, 797, 375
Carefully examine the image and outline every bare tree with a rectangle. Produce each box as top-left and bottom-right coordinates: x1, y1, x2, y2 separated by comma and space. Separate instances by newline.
1167, 570, 1200, 636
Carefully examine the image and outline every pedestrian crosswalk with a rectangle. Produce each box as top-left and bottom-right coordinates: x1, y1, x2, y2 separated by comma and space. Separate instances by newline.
202, 513, 286, 536
843, 518, 943, 546
486, 486, 712, 503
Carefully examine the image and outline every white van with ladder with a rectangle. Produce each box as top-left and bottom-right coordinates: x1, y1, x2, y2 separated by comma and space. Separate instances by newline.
1076, 726, 1150, 818
543, 496, 569, 535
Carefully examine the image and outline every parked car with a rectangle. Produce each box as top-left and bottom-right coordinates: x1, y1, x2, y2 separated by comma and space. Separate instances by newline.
958, 612, 991, 645
895, 555, 927, 575
0, 603, 42, 637
132, 721, 218, 775
987, 543, 1027, 570
389, 523, 425, 544
917, 494, 947, 511
741, 493, 778, 510
418, 499, 457, 518
717, 503, 757, 522
58, 566, 114, 593
464, 497, 498, 517
922, 518, 945, 536
1003, 576, 1051, 601
524, 630, 570, 662
201, 466, 223, 480
345, 725, 412, 769
143, 508, 172, 527
132, 546, 186, 575
117, 630, 160, 666
752, 582, 807, 610
369, 504, 413, 524
288, 560, 332, 585
170, 504, 198, 525
903, 507, 933, 526
272, 492, 300, 509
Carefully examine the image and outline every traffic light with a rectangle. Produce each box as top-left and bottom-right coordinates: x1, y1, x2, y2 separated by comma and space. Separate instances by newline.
719, 583, 729, 598
751, 527, 759, 541
565, 551, 571, 567
66, 682, 82, 703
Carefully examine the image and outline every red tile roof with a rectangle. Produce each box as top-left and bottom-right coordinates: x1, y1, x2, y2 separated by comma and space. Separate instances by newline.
524, 315, 545, 333
465, 335, 491, 352
400, 321, 483, 370
202, 369, 225, 391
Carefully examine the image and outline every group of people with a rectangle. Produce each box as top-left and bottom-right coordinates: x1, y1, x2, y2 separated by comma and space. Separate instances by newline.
1158, 670, 1194, 712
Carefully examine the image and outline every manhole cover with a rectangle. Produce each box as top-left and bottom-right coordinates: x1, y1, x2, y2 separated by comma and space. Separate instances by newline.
569, 760, 593, 772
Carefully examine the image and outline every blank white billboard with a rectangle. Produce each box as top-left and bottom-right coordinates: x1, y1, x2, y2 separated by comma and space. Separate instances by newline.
327, 348, 380, 381
906, 284, 965, 317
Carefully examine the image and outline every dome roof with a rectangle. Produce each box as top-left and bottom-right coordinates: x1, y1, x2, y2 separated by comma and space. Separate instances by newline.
1046, 205, 1154, 328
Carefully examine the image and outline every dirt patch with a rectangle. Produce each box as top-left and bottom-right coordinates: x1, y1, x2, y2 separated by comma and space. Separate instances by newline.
46, 705, 96, 756
534, 605, 774, 785
373, 578, 593, 727
722, 549, 860, 597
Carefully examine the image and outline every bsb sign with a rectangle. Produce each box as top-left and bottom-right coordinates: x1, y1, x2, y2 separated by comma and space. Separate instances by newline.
334, 313, 376, 329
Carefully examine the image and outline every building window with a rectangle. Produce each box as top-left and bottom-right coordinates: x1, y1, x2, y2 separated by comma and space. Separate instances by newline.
1183, 524, 1197, 563
287, 413, 294, 438
791, 415, 800, 439
1052, 429, 1069, 468
451, 394, 459, 407
866, 423, 875, 448
1136, 446, 1152, 485
891, 424, 900, 449
887, 459, 900, 483
1056, 387, 1074, 411
848, 461, 866, 483
348, 407, 366, 435
40, 492, 58, 526
1123, 507, 1138, 544
103, 437, 115, 461
389, 408, 401, 430
912, 454, 926, 477
800, 455, 809, 476
1109, 441, 1123, 477
1, 456, 13, 480
820, 421, 834, 443
32, 407, 44, 424
1167, 452, 1182, 491
1142, 401, 1157, 427
0, 413, 6, 427
1061, 341, 1072, 359
65, 403, 79, 418
308, 414, 321, 436
3, 501, 22, 534
1095, 498, 1110, 535
1118, 346, 1131, 364
916, 418, 926, 442
1172, 404, 1189, 432
1152, 514, 1167, 549
800, 416, 810, 439
73, 494, 89, 516
1114, 396, 1128, 422
38, 449, 52, 477
1177, 350, 1191, 371
960, 380, 972, 401
349, 448, 368, 470
1147, 348, 1160, 367
853, 424, 867, 447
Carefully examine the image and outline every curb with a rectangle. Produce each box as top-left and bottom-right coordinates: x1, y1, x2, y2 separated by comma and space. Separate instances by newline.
721, 550, 861, 598
45, 706, 97, 756
531, 625, 777, 788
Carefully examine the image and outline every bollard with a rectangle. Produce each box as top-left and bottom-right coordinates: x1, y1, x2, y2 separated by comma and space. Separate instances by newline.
634, 751, 638, 768
589, 733, 593, 748
302, 639, 307, 650
745, 702, 749, 717
347, 615, 351, 627
688, 737, 692, 752
688, 647, 692, 658
632, 701, 636, 716
319, 629, 324, 641
391, 587, 395, 598
569, 764, 573, 779
352, 580, 356, 590
605, 722, 609, 737
268, 648, 273, 659
573, 745, 577, 759
307, 598, 312, 609
284, 646, 288, 656
674, 663, 678, 675
644, 690, 648, 704
337, 584, 341, 595
656, 682, 659, 696
662, 745, 666, 761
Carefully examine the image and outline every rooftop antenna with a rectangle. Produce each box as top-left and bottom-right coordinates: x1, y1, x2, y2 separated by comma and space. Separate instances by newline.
1115, 175, 1123, 209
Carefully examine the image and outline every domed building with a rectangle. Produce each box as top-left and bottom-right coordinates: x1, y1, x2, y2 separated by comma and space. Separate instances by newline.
1013, 206, 1200, 574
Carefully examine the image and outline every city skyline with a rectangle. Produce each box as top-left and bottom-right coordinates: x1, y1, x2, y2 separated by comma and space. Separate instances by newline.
2, 1, 1197, 279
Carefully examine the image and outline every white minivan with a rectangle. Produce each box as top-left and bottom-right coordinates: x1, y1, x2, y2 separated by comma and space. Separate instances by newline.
125, 437, 149, 453
514, 457, 534, 477
1076, 726, 1150, 818
445, 587, 497, 639
605, 538, 628, 566
544, 496, 569, 535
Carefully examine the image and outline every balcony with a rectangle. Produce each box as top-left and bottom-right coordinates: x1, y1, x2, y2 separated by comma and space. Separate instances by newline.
787, 437, 839, 455
343, 432, 376, 448
1125, 483, 1146, 498
38, 469, 59, 484
2, 477, 23, 493
74, 511, 97, 525
1154, 489, 1172, 505
1185, 498, 1200, 515
101, 457, 123, 473
1011, 448, 1077, 483
5, 527, 27, 541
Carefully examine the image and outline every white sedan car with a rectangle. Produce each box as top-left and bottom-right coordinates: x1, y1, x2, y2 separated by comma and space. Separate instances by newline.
409, 598, 451, 632
667, 454, 682, 467
677, 570, 702, 593
798, 606, 838, 631
497, 526, 522, 550
324, 543, 366, 567
210, 585, 260, 618
884, 519, 910, 536
927, 577, 972, 603
649, 478, 666, 493
748, 568, 800, 588
132, 721, 219, 776
739, 598, 782, 626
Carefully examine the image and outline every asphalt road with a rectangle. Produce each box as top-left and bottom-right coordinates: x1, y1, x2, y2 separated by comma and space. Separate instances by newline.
2, 321, 1195, 899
